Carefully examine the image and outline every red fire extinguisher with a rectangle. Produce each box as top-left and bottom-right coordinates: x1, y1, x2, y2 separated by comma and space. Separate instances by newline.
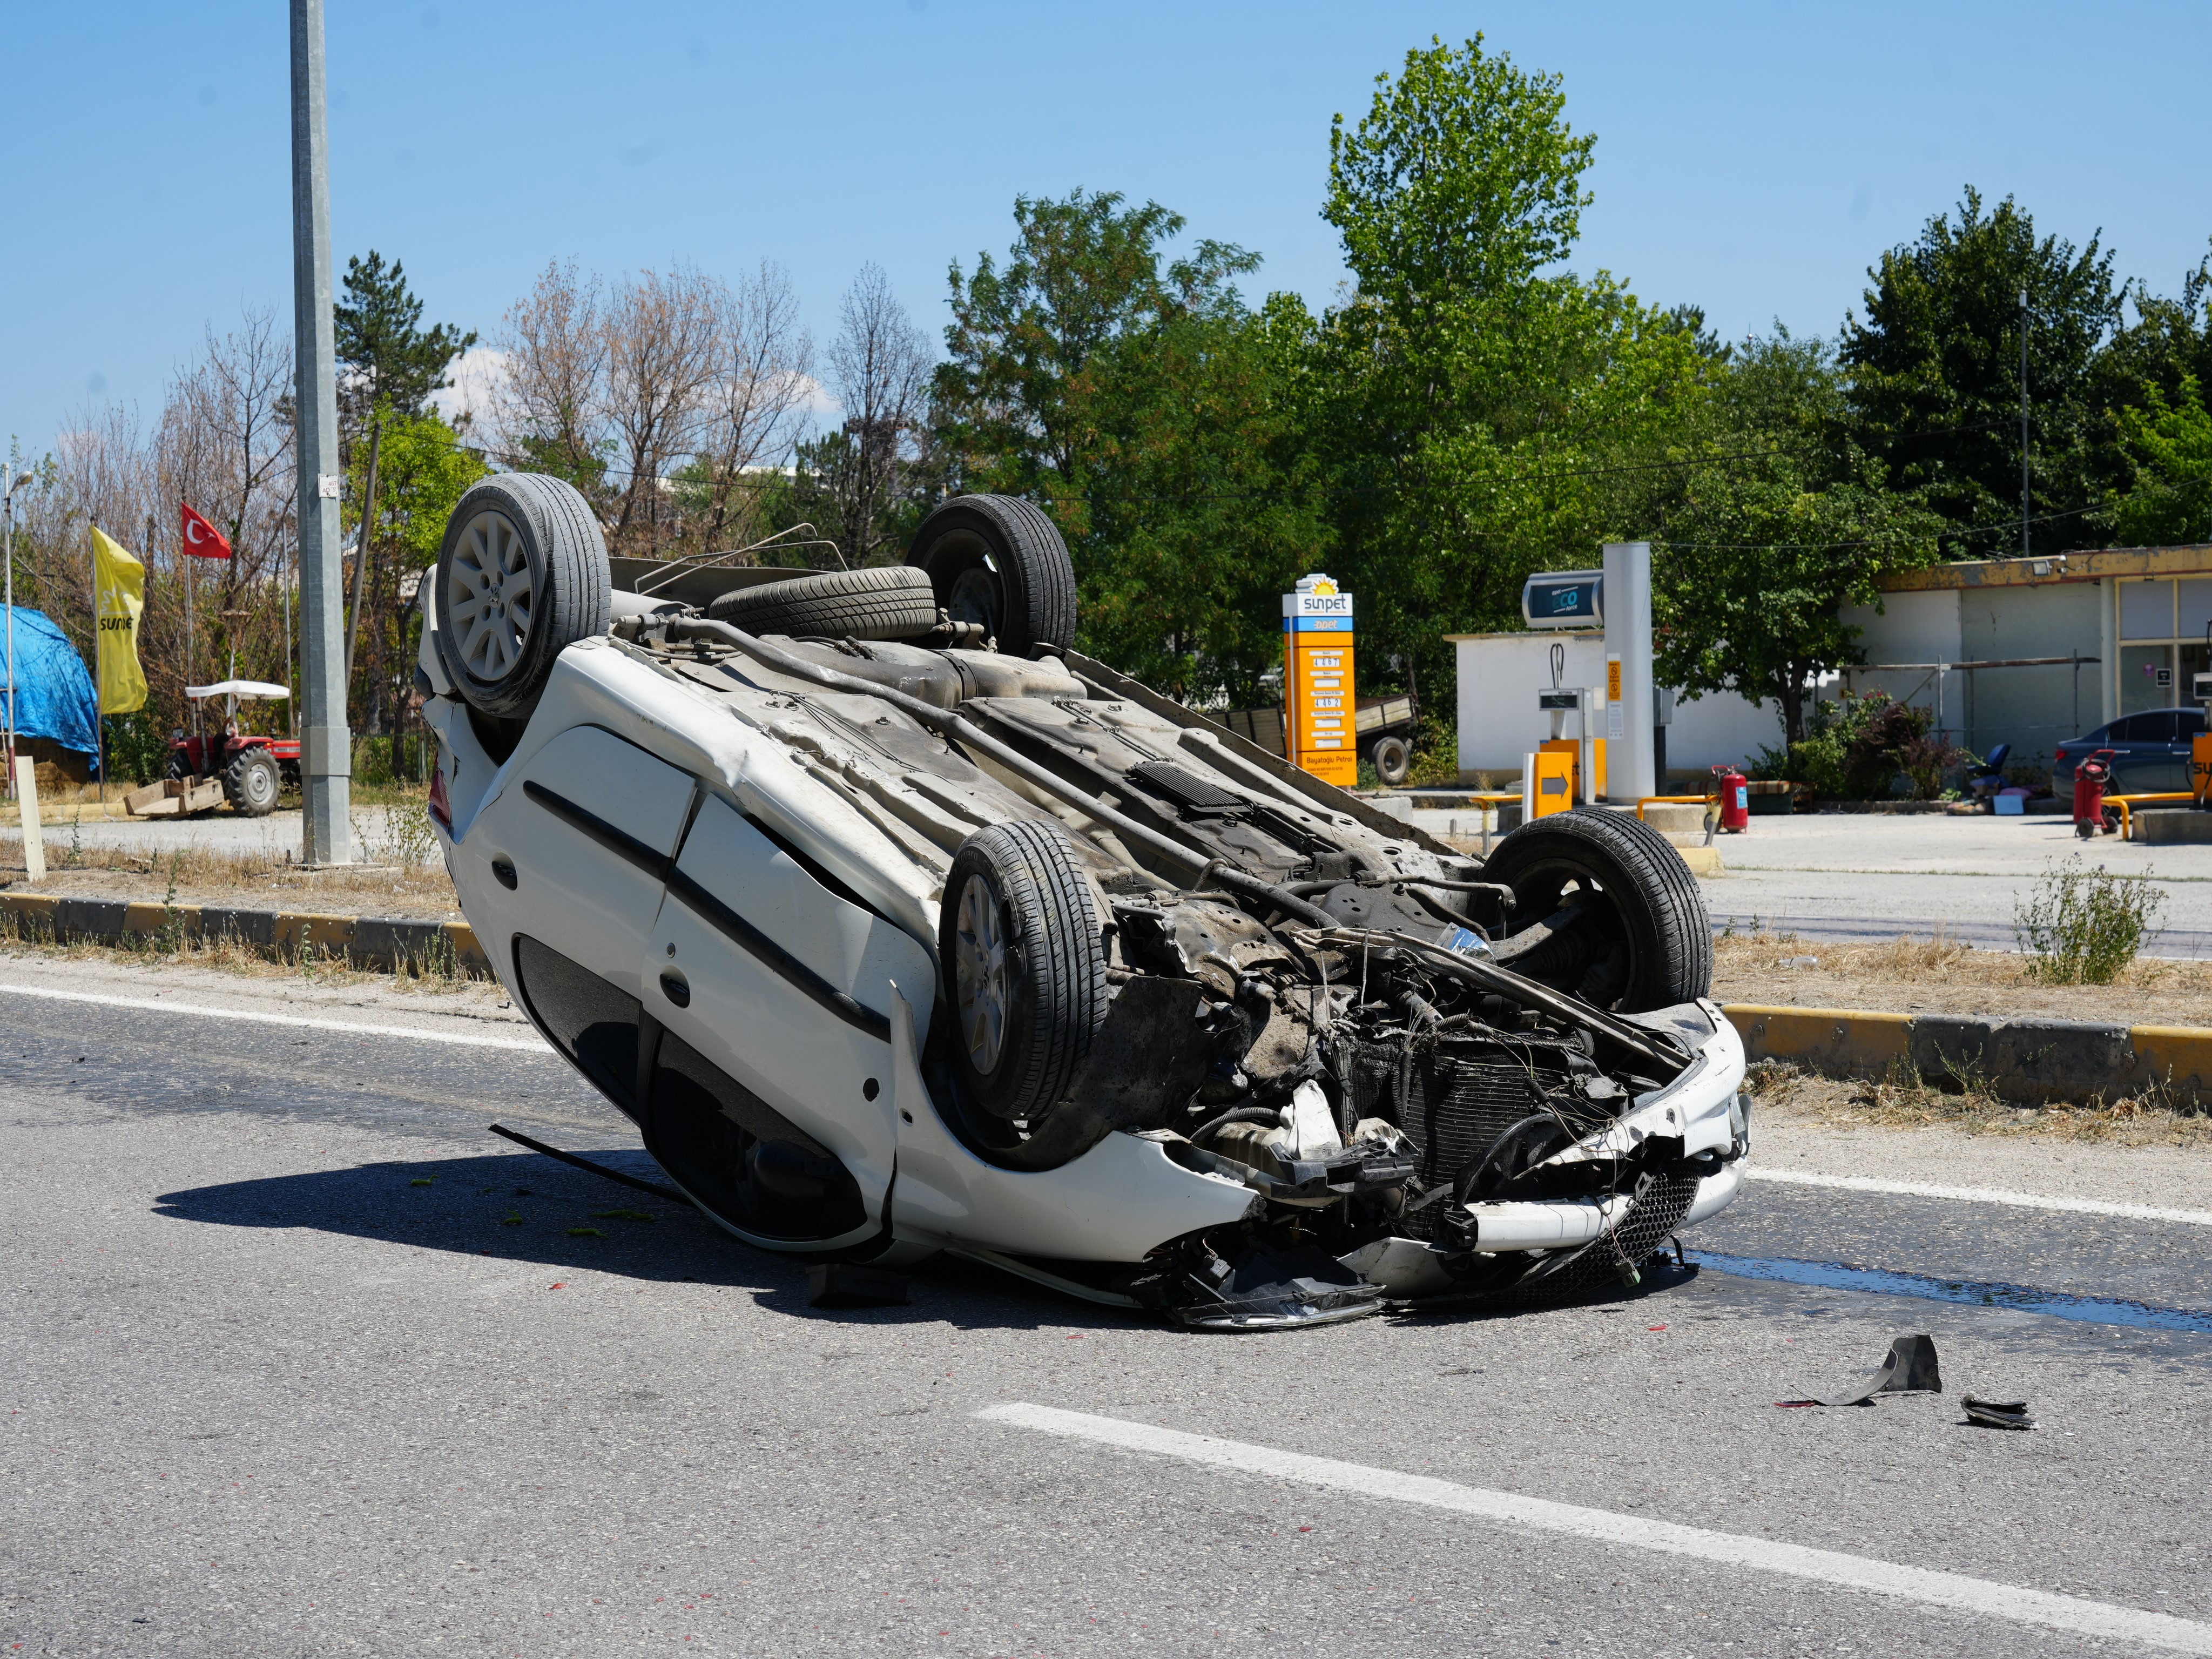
2073, 748, 2117, 839
1711, 764, 1750, 834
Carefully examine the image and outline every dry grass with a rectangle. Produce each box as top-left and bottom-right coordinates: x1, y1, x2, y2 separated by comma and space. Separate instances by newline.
1712, 925, 2212, 1027
0, 801, 457, 920
1745, 1056, 2212, 1149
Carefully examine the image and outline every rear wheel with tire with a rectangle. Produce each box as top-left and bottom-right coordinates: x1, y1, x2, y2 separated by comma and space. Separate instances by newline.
223, 746, 281, 817
940, 819, 1109, 1122
705, 565, 939, 640
434, 474, 611, 722
1481, 806, 1711, 1011
906, 495, 1076, 658
1371, 734, 1411, 787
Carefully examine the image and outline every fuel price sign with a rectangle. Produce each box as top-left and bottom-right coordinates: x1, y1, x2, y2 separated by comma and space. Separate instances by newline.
1283, 574, 1355, 786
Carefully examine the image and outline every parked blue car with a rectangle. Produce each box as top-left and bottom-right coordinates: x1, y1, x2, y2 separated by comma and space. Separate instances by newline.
2053, 707, 2209, 793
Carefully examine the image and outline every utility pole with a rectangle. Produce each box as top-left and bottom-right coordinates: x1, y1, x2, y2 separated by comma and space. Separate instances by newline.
2020, 287, 2031, 561
290, 0, 352, 864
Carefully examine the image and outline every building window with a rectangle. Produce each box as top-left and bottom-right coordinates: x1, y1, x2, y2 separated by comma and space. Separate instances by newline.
2116, 578, 2211, 714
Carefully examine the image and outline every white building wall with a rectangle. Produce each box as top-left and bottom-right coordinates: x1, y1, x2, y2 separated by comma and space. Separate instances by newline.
1841, 582, 2103, 763
1452, 633, 1785, 778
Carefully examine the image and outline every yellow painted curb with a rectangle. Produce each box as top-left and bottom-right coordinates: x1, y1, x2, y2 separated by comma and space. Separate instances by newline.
1724, 1004, 1912, 1076
0, 890, 487, 976
1672, 845, 1724, 876
2124, 1025, 2212, 1099
1723, 1002, 2212, 1104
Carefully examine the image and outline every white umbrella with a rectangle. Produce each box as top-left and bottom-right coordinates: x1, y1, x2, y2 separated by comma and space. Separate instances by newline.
185, 680, 291, 700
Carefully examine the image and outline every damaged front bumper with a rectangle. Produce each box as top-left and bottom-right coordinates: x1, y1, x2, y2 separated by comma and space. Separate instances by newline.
1336, 1001, 1750, 1306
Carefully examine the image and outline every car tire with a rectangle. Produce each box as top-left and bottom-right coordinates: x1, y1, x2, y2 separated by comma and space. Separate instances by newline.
1371, 734, 1411, 787
704, 565, 940, 640
1481, 806, 1711, 1010
223, 746, 281, 817
939, 819, 1109, 1122
906, 495, 1076, 657
434, 473, 611, 722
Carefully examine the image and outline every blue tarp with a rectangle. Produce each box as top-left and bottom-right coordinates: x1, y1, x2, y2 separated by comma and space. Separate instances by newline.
0, 607, 101, 756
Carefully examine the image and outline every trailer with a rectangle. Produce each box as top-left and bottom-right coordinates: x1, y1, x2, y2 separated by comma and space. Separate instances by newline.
1217, 693, 1418, 784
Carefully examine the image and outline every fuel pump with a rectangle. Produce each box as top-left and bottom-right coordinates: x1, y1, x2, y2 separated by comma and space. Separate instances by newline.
1534, 640, 1603, 806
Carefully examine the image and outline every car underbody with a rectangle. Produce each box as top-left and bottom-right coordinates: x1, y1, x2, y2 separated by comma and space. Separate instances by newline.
419, 480, 1748, 1330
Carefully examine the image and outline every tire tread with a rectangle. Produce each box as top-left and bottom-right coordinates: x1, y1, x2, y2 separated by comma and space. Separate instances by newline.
1483, 806, 1711, 1008
704, 565, 939, 640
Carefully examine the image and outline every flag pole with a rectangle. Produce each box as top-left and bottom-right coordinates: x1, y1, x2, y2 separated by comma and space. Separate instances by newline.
186, 515, 199, 746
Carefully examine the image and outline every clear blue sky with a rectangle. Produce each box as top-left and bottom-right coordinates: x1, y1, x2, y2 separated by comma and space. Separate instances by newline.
8, 1, 2210, 458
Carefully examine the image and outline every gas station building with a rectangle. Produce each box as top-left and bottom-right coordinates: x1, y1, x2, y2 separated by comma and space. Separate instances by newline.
1450, 541, 2212, 784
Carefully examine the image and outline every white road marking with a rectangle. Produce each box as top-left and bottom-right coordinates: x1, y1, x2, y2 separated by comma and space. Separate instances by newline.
0, 981, 549, 1053
980, 1403, 2212, 1655
1745, 1166, 2212, 1227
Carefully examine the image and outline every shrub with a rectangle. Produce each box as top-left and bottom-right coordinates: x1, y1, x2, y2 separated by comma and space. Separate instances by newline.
2014, 859, 2164, 984
1755, 691, 1970, 800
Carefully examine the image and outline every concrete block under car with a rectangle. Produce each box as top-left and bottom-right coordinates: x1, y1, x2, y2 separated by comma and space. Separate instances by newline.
1638, 803, 1709, 834
2130, 808, 2212, 844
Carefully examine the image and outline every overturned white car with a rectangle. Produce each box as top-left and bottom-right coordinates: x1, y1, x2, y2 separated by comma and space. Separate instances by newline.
419, 474, 1748, 1329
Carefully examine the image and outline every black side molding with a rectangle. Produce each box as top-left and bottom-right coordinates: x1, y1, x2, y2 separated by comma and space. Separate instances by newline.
522, 779, 893, 1044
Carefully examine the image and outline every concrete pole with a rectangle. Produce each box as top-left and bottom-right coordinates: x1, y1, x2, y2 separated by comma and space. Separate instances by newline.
1602, 541, 1656, 802
290, 0, 352, 863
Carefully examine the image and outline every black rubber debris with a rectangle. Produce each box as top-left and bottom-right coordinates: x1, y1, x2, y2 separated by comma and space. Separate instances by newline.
1963, 1394, 2036, 1431
1785, 1333, 1943, 1406
807, 1263, 911, 1308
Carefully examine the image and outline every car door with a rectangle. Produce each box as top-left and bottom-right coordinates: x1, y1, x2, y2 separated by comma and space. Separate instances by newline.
471, 723, 698, 1122
642, 793, 935, 1249
2122, 712, 2181, 791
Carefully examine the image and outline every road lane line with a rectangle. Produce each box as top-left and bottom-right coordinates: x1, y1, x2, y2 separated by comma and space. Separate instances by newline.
980, 1403, 2212, 1655
0, 981, 549, 1053
1745, 1166, 2212, 1227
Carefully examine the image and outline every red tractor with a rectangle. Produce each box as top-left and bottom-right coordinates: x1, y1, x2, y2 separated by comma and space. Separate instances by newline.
167, 680, 301, 817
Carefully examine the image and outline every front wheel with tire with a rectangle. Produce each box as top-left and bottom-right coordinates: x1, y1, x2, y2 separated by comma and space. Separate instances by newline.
223, 746, 281, 817
906, 495, 1076, 658
434, 473, 611, 722
940, 819, 1109, 1122
1480, 807, 1711, 1011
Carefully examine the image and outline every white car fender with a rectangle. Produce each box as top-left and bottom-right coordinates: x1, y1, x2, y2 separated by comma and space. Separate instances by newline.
883, 987, 1257, 1262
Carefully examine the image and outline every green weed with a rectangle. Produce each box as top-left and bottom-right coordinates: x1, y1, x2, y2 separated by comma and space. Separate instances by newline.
2014, 858, 2166, 985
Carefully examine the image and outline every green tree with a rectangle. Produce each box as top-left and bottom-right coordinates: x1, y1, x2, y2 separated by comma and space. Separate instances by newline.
2108, 376, 2212, 546
1314, 35, 1704, 697
934, 191, 1329, 702
334, 252, 478, 431
1840, 188, 2122, 558
1655, 333, 1945, 744
345, 407, 489, 731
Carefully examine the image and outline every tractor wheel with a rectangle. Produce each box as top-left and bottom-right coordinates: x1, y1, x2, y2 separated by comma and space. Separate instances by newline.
224, 747, 282, 817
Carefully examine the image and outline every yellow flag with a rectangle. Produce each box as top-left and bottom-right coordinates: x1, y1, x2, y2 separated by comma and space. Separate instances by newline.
91, 526, 148, 714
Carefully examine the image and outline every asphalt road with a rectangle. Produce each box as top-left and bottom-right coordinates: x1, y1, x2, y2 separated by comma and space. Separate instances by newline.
4, 966, 2210, 1657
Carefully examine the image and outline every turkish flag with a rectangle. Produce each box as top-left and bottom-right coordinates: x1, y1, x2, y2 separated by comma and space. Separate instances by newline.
180, 501, 232, 559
